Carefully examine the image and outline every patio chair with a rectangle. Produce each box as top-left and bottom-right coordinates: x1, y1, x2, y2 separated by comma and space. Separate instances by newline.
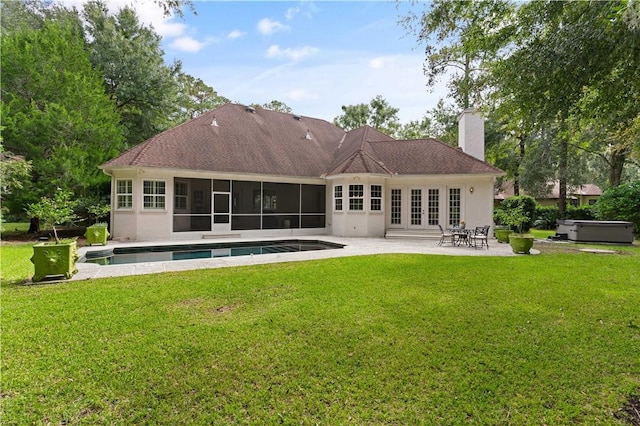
469, 225, 490, 249
438, 224, 454, 246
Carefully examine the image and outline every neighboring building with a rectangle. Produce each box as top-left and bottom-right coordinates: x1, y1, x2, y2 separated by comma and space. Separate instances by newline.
101, 104, 504, 241
495, 181, 602, 207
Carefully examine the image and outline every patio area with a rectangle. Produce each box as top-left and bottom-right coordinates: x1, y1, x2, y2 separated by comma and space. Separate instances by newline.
73, 235, 533, 281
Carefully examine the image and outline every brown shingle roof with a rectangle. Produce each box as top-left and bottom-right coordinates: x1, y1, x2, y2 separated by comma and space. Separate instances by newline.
367, 138, 504, 175
102, 103, 504, 178
494, 181, 602, 200
102, 104, 345, 177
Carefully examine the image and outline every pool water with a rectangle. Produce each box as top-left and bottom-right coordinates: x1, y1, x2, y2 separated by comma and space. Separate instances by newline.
84, 240, 344, 265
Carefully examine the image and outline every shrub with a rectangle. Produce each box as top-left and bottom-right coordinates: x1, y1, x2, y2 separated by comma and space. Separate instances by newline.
25, 189, 78, 243
495, 195, 536, 232
494, 204, 531, 234
534, 205, 558, 230
566, 205, 595, 220
594, 181, 640, 234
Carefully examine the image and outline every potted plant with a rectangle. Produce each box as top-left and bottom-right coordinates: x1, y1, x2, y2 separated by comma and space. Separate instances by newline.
495, 204, 535, 254
26, 189, 79, 281
85, 222, 109, 246
494, 224, 512, 243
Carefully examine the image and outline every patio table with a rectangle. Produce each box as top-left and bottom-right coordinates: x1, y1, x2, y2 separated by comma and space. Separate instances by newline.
448, 227, 470, 246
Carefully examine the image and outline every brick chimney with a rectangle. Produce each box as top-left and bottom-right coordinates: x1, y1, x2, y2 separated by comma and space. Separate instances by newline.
458, 108, 484, 162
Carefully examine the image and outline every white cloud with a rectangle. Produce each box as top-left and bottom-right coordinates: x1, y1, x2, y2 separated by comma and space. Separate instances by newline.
170, 36, 212, 53
227, 30, 245, 40
369, 56, 396, 69
266, 45, 319, 61
285, 6, 300, 20
257, 18, 289, 35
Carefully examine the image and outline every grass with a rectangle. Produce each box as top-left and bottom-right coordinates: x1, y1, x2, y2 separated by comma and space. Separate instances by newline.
0, 222, 29, 233
0, 242, 35, 284
530, 228, 556, 239
2, 243, 640, 424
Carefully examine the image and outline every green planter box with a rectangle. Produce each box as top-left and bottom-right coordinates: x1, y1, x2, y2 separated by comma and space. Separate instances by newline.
508, 234, 535, 254
85, 224, 109, 246
495, 228, 513, 243
31, 240, 79, 282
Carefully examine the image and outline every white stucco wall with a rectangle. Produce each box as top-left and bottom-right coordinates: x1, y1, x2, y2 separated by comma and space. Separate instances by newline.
107, 168, 497, 241
108, 169, 332, 241
383, 174, 494, 231
108, 169, 174, 241
328, 175, 387, 238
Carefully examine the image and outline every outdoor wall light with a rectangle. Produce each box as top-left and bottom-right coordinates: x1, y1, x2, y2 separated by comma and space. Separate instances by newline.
469, 186, 474, 193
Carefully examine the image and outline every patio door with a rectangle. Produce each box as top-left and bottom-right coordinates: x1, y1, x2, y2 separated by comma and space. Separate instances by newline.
212, 192, 230, 231
426, 188, 441, 229
408, 188, 425, 229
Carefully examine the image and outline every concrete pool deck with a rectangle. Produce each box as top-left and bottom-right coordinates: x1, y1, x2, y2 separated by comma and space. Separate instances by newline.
71, 236, 531, 281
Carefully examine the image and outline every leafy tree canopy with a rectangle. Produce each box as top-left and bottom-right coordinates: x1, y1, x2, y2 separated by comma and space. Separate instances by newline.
82, 0, 181, 147
333, 95, 400, 136
1, 18, 125, 212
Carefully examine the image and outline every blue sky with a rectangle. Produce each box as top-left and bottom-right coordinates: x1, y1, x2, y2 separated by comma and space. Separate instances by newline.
68, 1, 447, 122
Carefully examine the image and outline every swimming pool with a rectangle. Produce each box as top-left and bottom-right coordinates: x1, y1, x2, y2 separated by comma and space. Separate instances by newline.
84, 240, 344, 266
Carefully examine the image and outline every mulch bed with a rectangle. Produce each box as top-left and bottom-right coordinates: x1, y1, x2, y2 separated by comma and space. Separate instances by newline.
616, 393, 640, 425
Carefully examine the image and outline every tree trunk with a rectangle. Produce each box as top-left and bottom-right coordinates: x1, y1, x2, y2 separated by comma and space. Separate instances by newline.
463, 54, 471, 109
608, 149, 626, 187
27, 217, 40, 234
513, 134, 526, 196
558, 134, 568, 219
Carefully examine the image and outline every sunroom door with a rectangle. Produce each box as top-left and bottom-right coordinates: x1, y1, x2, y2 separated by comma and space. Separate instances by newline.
212, 192, 230, 231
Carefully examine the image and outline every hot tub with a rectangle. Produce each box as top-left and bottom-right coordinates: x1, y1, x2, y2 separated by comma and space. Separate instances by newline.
556, 220, 635, 244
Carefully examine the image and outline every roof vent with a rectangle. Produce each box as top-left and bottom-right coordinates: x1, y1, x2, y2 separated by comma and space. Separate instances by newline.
293, 114, 302, 121
305, 129, 312, 140
246, 106, 256, 113
211, 115, 218, 126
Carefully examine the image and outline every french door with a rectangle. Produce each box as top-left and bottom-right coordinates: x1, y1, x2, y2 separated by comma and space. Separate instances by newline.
399, 187, 441, 230
408, 188, 425, 229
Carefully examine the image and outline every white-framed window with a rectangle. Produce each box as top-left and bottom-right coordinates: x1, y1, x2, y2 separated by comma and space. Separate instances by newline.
174, 180, 189, 211
349, 184, 364, 211
334, 185, 343, 211
370, 184, 382, 211
143, 180, 166, 210
116, 179, 133, 209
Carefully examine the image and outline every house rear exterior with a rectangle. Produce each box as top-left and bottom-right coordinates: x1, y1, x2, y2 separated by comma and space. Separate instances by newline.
101, 103, 504, 241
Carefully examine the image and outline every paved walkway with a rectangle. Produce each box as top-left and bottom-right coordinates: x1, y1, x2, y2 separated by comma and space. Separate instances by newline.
73, 236, 532, 281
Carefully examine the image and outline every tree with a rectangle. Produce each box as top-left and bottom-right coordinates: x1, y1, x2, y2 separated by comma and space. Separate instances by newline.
424, 100, 458, 146
25, 189, 78, 244
594, 180, 640, 234
173, 73, 229, 123
261, 100, 293, 114
333, 95, 400, 136
0, 0, 47, 34
1, 18, 125, 214
82, 0, 180, 147
0, 144, 31, 208
402, 0, 514, 109
396, 117, 432, 140
488, 1, 635, 218
153, 0, 196, 18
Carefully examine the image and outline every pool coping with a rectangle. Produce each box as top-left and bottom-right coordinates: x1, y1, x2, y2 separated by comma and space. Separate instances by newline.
67, 235, 525, 282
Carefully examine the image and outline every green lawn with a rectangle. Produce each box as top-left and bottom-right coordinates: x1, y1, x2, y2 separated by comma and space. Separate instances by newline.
2, 243, 639, 424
